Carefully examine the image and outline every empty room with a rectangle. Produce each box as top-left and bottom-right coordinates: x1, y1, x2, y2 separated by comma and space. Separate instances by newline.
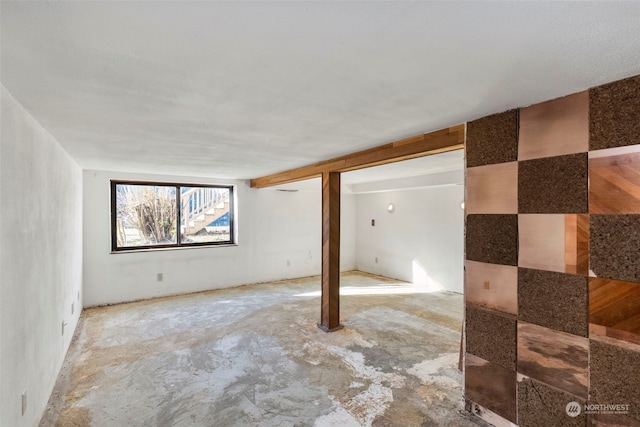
2, 2, 640, 427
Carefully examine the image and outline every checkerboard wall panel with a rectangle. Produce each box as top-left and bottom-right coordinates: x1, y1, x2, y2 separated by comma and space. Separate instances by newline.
465, 74, 640, 425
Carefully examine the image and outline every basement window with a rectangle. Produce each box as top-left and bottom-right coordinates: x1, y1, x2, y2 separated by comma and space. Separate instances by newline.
111, 181, 235, 251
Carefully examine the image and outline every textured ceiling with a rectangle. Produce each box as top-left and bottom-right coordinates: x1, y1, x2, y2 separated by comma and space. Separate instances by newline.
2, 2, 640, 180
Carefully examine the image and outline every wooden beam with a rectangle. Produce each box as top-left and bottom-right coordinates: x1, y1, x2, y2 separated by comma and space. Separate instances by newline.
319, 172, 342, 332
250, 124, 464, 188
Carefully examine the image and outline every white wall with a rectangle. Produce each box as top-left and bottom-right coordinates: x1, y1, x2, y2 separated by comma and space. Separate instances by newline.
341, 192, 357, 270
83, 172, 356, 306
355, 185, 464, 293
0, 86, 83, 427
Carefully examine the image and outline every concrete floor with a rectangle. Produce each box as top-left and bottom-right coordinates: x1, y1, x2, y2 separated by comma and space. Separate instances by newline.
41, 271, 488, 427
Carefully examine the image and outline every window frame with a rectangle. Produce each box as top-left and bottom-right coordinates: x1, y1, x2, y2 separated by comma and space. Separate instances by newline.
110, 180, 235, 252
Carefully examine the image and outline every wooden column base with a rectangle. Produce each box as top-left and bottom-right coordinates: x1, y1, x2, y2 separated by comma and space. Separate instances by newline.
317, 323, 344, 333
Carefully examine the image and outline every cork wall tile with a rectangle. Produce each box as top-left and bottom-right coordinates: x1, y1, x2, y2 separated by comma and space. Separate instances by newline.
590, 75, 640, 151
466, 110, 519, 167
589, 145, 640, 214
519, 91, 589, 161
590, 215, 640, 283
466, 214, 518, 266
466, 304, 517, 370
590, 277, 640, 345
518, 377, 586, 427
466, 162, 518, 214
465, 353, 517, 423
517, 321, 589, 398
519, 214, 588, 275
519, 153, 588, 213
466, 260, 517, 315
519, 268, 589, 337
590, 337, 640, 421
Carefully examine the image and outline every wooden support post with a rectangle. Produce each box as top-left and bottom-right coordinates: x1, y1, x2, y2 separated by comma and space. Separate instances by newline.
319, 172, 343, 332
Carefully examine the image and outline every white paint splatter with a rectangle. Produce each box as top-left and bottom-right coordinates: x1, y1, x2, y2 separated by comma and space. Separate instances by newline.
324, 345, 404, 388
314, 345, 405, 426
344, 382, 394, 426
314, 404, 361, 427
407, 353, 460, 389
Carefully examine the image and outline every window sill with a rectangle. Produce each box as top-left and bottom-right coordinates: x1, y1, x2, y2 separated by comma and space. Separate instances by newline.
110, 243, 238, 254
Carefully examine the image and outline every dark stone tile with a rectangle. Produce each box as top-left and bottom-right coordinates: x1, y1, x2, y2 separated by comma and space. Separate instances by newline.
517, 321, 589, 398
465, 353, 517, 423
519, 268, 588, 337
466, 214, 518, 266
466, 304, 516, 370
590, 75, 640, 151
519, 153, 588, 213
590, 215, 640, 283
590, 338, 640, 421
518, 377, 586, 427
466, 110, 519, 167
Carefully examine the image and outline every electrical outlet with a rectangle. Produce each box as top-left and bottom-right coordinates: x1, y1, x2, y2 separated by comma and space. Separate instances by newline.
71, 302, 74, 315
375, 257, 378, 264
62, 321, 67, 336
77, 291, 80, 301
484, 281, 490, 289
371, 219, 375, 226
21, 391, 26, 416
157, 273, 163, 282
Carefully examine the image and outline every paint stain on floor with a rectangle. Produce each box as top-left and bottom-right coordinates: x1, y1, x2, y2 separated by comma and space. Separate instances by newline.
41, 272, 488, 427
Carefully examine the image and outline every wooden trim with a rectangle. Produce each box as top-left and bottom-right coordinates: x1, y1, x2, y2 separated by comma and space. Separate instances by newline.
319, 172, 343, 332
250, 124, 464, 188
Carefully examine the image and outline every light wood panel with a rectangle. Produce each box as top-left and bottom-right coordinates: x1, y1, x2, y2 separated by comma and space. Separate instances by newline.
319, 172, 342, 332
518, 214, 566, 273
250, 125, 464, 188
590, 145, 640, 214
465, 261, 517, 315
517, 321, 589, 398
564, 214, 589, 275
590, 277, 640, 345
466, 162, 518, 214
518, 91, 589, 161
465, 353, 517, 423
519, 214, 588, 275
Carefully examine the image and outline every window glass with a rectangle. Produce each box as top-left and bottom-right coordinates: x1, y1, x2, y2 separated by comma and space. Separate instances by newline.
181, 186, 231, 244
112, 181, 234, 251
